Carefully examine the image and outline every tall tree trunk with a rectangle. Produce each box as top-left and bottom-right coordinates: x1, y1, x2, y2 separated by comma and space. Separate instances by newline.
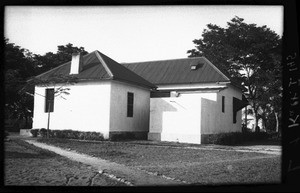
261, 109, 266, 131
275, 112, 279, 133
254, 110, 260, 133
261, 118, 265, 131
24, 115, 28, 129
245, 106, 247, 129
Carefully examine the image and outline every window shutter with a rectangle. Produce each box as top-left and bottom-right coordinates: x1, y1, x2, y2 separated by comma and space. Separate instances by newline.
222, 96, 225, 113
45, 88, 54, 112
127, 92, 134, 117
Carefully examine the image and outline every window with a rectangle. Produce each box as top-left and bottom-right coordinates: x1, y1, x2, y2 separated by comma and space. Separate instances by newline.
233, 97, 237, 124
233, 111, 237, 124
45, 88, 54, 112
127, 92, 134, 117
222, 96, 225, 113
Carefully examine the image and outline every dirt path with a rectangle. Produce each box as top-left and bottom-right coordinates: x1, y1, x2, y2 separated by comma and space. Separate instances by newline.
4, 140, 126, 186
182, 145, 281, 155
125, 141, 282, 155
24, 140, 185, 186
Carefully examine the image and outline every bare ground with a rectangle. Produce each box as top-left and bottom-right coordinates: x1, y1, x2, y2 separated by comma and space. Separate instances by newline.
24, 139, 185, 186
4, 139, 127, 186
4, 133, 281, 186
34, 138, 281, 185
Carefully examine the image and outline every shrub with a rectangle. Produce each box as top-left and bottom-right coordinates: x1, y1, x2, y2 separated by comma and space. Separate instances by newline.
39, 128, 48, 138
69, 130, 80, 139
204, 131, 275, 145
84, 132, 91, 140
30, 129, 39, 137
83, 131, 104, 141
110, 132, 135, 141
78, 132, 85, 140
204, 132, 244, 145
242, 132, 270, 141
51, 130, 58, 138
55, 130, 68, 139
47, 130, 55, 138
64, 130, 74, 139
5, 131, 9, 138
40, 129, 104, 141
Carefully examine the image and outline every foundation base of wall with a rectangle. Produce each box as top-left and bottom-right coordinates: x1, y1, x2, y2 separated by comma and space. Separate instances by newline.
109, 131, 148, 141
148, 132, 161, 141
201, 134, 214, 144
20, 129, 33, 137
148, 132, 201, 144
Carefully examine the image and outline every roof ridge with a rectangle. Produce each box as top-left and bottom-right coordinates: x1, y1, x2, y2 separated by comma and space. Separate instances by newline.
95, 50, 114, 78
121, 57, 204, 64
201, 57, 230, 81
96, 51, 156, 88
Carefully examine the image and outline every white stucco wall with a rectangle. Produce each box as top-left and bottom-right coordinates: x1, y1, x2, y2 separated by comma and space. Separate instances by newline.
149, 93, 204, 144
149, 83, 243, 144
201, 84, 242, 135
32, 81, 111, 138
109, 80, 150, 133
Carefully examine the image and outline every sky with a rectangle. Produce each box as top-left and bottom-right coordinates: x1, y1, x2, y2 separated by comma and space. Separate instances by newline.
5, 6, 283, 63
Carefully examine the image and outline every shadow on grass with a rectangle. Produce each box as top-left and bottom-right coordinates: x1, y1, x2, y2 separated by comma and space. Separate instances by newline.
5, 151, 54, 159
6, 139, 60, 159
238, 139, 281, 146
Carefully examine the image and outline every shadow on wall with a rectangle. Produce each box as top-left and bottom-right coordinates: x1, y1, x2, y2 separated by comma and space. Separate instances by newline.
150, 98, 177, 133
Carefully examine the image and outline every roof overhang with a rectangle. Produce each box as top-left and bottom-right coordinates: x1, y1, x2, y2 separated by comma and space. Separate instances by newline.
156, 82, 228, 91
233, 96, 249, 112
174, 87, 227, 94
112, 78, 157, 90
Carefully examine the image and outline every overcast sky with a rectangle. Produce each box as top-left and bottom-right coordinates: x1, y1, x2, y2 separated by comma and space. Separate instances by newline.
5, 6, 283, 63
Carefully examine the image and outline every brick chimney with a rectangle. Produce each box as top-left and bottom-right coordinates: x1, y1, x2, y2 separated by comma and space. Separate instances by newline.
70, 52, 83, 74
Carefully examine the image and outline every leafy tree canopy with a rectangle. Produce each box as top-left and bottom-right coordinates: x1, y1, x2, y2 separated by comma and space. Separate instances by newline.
33, 43, 89, 75
4, 38, 35, 127
187, 16, 282, 132
4, 38, 88, 129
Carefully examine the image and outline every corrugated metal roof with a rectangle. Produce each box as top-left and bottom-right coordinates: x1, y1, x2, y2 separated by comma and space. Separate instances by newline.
35, 51, 110, 80
35, 51, 156, 88
96, 51, 156, 88
35, 51, 236, 89
122, 57, 230, 85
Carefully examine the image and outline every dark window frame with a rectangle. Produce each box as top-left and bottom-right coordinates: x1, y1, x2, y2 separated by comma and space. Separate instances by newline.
45, 88, 54, 113
233, 112, 237, 124
127, 92, 134, 117
233, 97, 237, 124
222, 96, 225, 113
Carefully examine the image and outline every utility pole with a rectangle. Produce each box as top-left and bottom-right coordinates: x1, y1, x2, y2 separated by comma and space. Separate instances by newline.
47, 99, 51, 139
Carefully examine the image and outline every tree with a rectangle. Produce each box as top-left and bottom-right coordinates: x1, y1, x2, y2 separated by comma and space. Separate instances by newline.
4, 38, 35, 129
4, 39, 89, 131
187, 16, 282, 133
32, 43, 88, 75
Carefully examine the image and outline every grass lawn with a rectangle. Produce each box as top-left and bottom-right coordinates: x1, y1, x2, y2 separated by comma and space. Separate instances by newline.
36, 138, 281, 185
